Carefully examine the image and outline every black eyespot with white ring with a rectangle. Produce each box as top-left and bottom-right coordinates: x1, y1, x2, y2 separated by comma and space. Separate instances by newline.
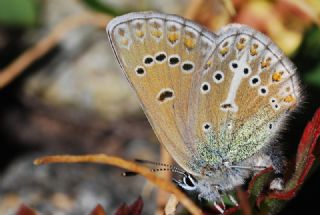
242, 66, 252, 77
268, 122, 277, 131
200, 82, 211, 94
229, 61, 238, 71
271, 102, 280, 111
249, 76, 261, 87
168, 54, 180, 67
157, 88, 175, 103
135, 66, 146, 77
258, 86, 268, 96
154, 51, 167, 63
202, 122, 212, 132
213, 71, 224, 83
269, 123, 273, 130
143, 55, 154, 66
270, 97, 277, 104
181, 61, 195, 73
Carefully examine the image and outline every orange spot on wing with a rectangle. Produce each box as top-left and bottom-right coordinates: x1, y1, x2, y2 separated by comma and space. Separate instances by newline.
118, 28, 125, 36
121, 38, 129, 46
261, 57, 272, 68
272, 71, 284, 82
236, 38, 246, 51
168, 32, 179, 44
236, 42, 245, 51
219, 47, 229, 56
184, 37, 196, 49
284, 95, 295, 103
151, 30, 162, 38
250, 43, 258, 56
204, 61, 212, 70
135, 30, 145, 38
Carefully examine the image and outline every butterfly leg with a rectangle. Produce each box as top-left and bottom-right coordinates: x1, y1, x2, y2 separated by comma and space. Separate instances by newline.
214, 186, 226, 210
270, 177, 284, 190
265, 149, 285, 191
214, 201, 225, 214
227, 194, 239, 206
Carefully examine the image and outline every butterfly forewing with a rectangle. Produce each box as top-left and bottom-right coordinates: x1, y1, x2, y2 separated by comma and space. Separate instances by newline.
107, 12, 216, 174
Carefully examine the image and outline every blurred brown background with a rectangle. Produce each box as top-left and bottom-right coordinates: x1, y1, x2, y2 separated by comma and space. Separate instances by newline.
0, 0, 320, 214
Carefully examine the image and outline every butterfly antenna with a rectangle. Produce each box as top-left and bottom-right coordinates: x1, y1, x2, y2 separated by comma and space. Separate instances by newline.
122, 168, 186, 177
134, 159, 184, 173
121, 171, 138, 177
122, 160, 187, 177
151, 168, 187, 176
135, 158, 173, 167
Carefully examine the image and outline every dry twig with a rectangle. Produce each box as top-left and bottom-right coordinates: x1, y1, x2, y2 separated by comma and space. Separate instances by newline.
236, 187, 251, 215
183, 0, 204, 20
164, 194, 179, 215
0, 11, 111, 89
156, 147, 173, 215
34, 154, 203, 215
221, 0, 236, 17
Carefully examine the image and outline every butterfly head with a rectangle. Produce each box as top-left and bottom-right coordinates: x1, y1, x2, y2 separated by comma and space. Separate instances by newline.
174, 173, 198, 191
174, 171, 228, 203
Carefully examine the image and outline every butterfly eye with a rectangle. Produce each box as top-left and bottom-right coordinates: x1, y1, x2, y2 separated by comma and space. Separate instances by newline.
180, 174, 197, 191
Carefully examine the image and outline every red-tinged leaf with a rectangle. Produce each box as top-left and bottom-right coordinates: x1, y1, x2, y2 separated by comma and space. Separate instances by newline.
90, 204, 107, 215
257, 108, 320, 213
248, 168, 273, 197
246, 167, 274, 210
114, 196, 143, 215
15, 204, 37, 215
223, 206, 241, 215
272, 108, 319, 195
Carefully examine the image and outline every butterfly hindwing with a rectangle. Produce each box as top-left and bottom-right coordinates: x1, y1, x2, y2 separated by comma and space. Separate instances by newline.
107, 12, 216, 174
189, 24, 301, 168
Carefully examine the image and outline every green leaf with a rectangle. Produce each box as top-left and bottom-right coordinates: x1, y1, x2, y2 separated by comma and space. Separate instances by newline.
301, 27, 320, 59
0, 0, 39, 27
248, 168, 273, 202
305, 64, 320, 87
81, 0, 128, 16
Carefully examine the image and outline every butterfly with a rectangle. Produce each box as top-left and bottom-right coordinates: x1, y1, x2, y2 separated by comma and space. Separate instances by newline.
106, 11, 301, 213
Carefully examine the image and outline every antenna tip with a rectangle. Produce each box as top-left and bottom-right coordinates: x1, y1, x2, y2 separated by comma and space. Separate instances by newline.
122, 171, 138, 177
